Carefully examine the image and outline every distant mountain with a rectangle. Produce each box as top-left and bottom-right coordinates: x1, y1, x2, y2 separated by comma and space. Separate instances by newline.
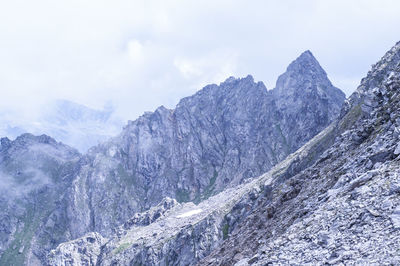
0, 100, 123, 152
0, 134, 81, 265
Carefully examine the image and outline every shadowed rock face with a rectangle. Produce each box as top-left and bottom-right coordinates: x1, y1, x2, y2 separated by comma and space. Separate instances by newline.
0, 51, 345, 265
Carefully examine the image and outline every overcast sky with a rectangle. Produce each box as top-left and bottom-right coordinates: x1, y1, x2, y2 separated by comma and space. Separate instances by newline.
1, 0, 400, 121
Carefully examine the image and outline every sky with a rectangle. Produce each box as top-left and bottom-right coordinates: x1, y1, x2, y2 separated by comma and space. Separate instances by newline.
1, 0, 400, 122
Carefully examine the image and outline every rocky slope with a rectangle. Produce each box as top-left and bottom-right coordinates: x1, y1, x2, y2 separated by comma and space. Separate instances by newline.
48, 42, 400, 265
0, 51, 344, 265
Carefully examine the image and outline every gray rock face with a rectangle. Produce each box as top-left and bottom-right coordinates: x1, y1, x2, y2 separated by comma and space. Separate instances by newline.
47, 232, 106, 266
0, 51, 344, 265
274, 51, 345, 147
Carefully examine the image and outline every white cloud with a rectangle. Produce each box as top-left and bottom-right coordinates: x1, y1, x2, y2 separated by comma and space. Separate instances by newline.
127, 40, 144, 61
174, 58, 203, 78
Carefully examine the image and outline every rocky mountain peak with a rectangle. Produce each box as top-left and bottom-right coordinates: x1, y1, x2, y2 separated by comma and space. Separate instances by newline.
273, 50, 345, 102
196, 41, 400, 266
286, 50, 327, 79
271, 51, 345, 147
286, 50, 326, 76
274, 50, 340, 99
221, 74, 255, 85
294, 49, 321, 65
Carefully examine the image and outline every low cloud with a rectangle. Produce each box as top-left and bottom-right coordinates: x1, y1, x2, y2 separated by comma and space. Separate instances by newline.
0, 168, 53, 199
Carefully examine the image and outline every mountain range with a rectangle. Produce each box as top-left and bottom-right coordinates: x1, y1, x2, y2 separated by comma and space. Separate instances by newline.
4, 41, 398, 265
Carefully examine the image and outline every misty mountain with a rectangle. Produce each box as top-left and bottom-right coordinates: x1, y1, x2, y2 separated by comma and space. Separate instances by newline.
0, 99, 123, 152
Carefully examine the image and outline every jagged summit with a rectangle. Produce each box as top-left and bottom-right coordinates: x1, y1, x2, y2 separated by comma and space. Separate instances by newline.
181, 74, 265, 103
295, 49, 321, 64
271, 51, 346, 146
273, 50, 345, 108
221, 74, 256, 84
1, 133, 77, 150
274, 50, 337, 94
282, 50, 326, 77
124, 75, 265, 131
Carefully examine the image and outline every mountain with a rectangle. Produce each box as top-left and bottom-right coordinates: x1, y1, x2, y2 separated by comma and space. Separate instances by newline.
0, 51, 345, 265
0, 134, 80, 265
46, 42, 400, 265
0, 50, 341, 265
273, 50, 345, 146
62, 51, 344, 241
0, 99, 123, 152
199, 42, 400, 264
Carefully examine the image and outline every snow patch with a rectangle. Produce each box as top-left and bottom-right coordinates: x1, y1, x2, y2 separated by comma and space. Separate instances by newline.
176, 209, 202, 218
